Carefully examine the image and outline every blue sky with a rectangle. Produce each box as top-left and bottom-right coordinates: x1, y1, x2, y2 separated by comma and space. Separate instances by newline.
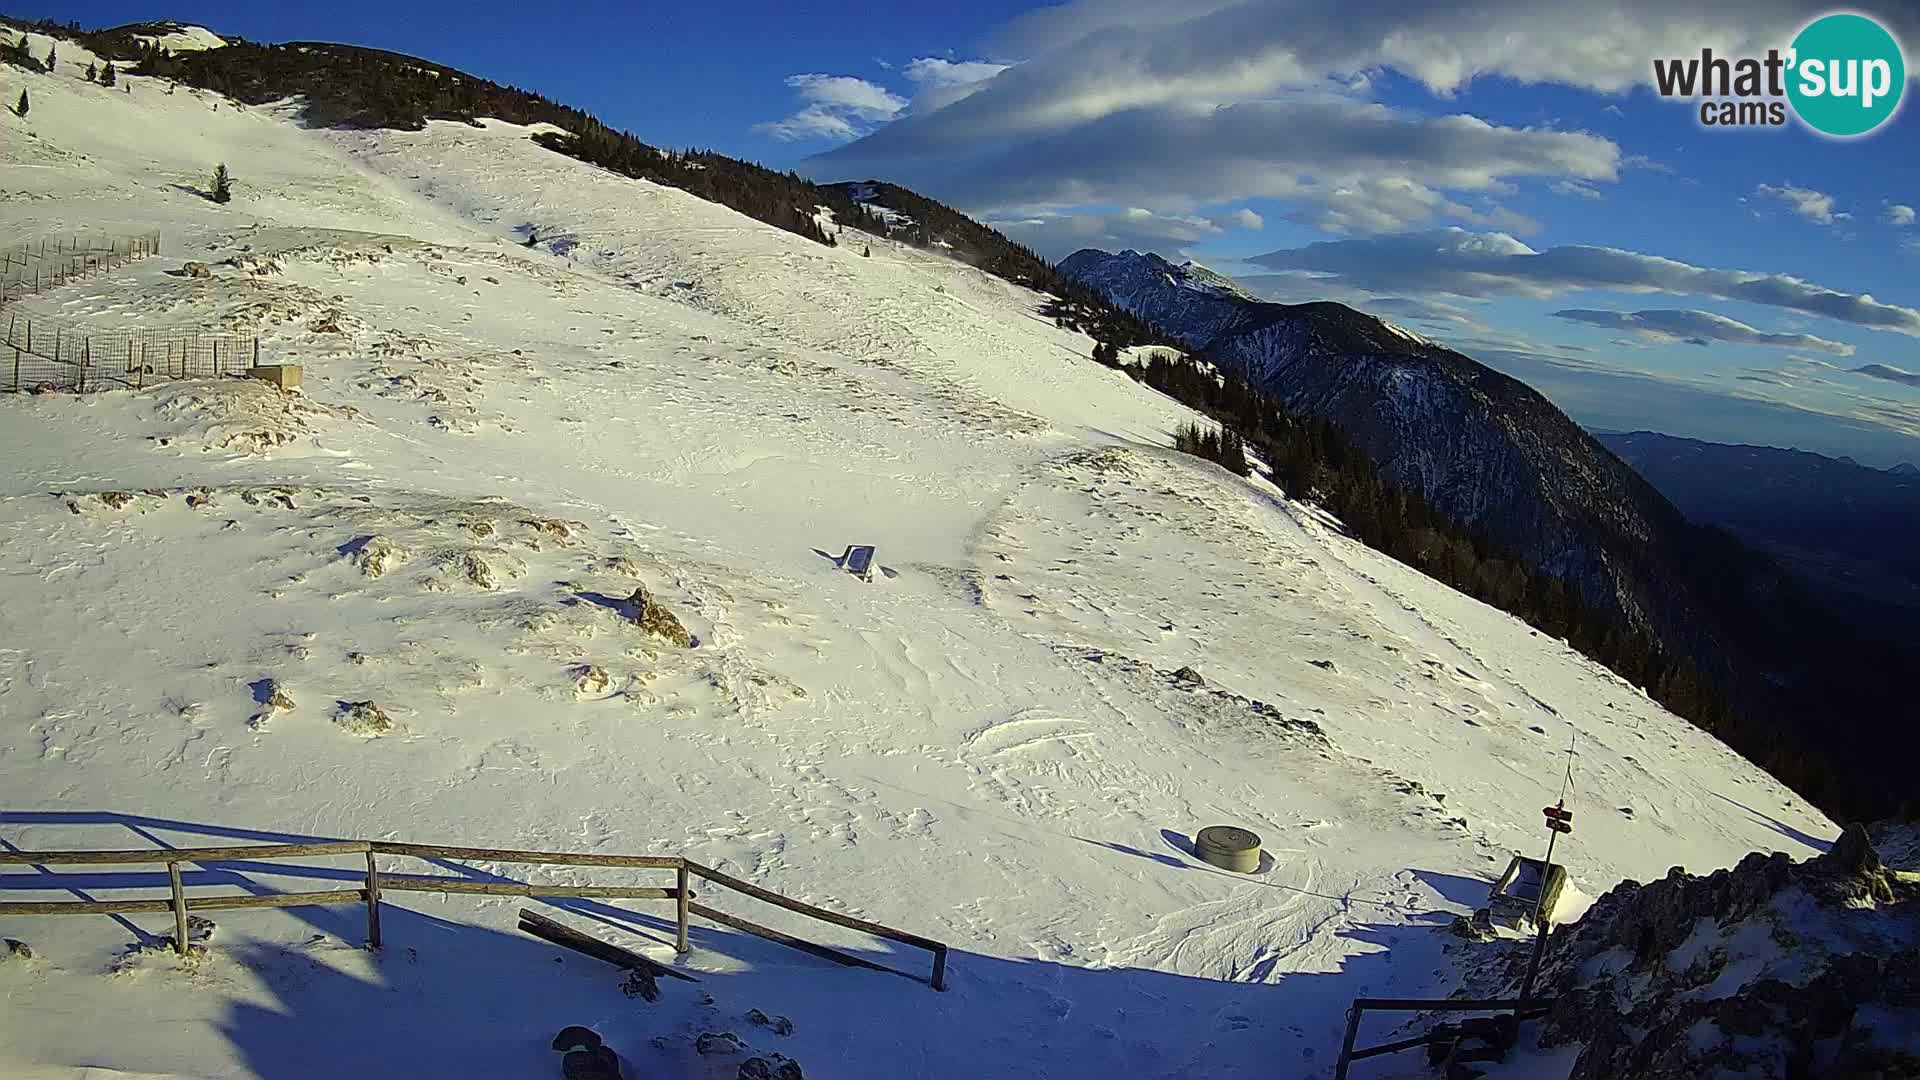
30, 0, 1920, 465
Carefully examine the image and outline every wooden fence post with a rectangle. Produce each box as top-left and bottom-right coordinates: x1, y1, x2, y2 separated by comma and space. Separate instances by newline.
11, 349, 19, 393
676, 862, 690, 954
167, 861, 190, 956
364, 850, 383, 949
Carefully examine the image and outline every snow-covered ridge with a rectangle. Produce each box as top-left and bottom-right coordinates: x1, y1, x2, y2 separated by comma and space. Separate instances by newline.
0, 54, 1838, 1080
133, 23, 227, 52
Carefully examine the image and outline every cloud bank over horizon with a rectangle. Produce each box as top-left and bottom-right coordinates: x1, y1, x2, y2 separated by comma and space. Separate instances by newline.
749, 0, 1920, 455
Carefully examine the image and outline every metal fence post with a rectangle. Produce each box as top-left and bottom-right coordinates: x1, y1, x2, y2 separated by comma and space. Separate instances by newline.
1333, 1003, 1364, 1080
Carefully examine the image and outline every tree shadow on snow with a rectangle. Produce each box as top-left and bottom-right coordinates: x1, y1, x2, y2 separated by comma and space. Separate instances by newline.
0, 809, 1473, 1079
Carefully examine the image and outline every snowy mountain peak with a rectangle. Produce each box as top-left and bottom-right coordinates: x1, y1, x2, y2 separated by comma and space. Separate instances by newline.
130, 23, 227, 52
1063, 247, 1252, 303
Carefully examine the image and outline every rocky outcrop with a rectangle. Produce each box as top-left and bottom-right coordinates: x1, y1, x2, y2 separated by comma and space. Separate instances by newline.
628, 585, 692, 648
347, 535, 407, 579
1510, 824, 1920, 1079
335, 700, 393, 737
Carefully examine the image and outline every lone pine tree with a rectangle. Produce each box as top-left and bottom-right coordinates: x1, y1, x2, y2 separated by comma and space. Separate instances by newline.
211, 163, 233, 204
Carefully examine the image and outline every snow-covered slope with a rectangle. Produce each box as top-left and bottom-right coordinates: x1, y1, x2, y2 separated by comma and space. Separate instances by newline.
0, 55, 1837, 1080
133, 23, 228, 53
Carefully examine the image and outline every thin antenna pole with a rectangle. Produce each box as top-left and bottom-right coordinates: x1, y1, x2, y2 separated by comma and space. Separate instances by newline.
1519, 730, 1577, 1003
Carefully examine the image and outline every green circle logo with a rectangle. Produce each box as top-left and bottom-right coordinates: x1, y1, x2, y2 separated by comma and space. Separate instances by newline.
1787, 13, 1906, 137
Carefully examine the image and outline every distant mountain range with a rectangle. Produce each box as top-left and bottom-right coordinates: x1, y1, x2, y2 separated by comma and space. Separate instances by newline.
1059, 248, 1713, 644
1598, 431, 1920, 647
1060, 247, 1913, 819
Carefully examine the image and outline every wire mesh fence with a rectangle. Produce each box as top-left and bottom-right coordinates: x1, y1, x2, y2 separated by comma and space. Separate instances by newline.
4, 310, 258, 393
0, 232, 164, 304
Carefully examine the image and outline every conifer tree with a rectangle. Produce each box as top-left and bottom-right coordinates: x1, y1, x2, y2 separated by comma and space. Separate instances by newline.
211, 163, 233, 204
45, 44, 55, 73
14, 88, 26, 117
1219, 428, 1250, 476
101, 62, 116, 88
86, 60, 96, 82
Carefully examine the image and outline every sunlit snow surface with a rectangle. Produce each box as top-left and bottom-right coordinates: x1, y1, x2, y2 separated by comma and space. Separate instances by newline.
0, 39, 1835, 1079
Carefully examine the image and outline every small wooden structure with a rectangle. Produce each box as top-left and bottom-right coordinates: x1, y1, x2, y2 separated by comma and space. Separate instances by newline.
246, 363, 302, 391
1487, 856, 1568, 930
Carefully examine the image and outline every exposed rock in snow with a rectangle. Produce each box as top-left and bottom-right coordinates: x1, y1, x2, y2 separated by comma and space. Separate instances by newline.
1478, 824, 1920, 1078
348, 535, 408, 579
628, 584, 692, 648
335, 699, 394, 737
570, 664, 614, 699
696, 1031, 745, 1056
747, 1008, 795, 1037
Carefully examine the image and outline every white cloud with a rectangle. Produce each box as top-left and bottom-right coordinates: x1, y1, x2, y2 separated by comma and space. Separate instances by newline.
901, 57, 1014, 113
1250, 228, 1920, 338
1754, 184, 1845, 226
1230, 208, 1264, 230
982, 0, 1920, 119
1887, 204, 1918, 227
1549, 309, 1857, 354
1853, 363, 1920, 388
796, 1, 1920, 241
799, 0, 1894, 233
756, 74, 908, 142
903, 57, 1011, 88
1551, 180, 1602, 200
811, 96, 1619, 232
786, 74, 906, 118
991, 207, 1247, 258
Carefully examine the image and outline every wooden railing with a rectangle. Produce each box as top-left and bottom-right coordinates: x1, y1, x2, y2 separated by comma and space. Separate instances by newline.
0, 840, 947, 990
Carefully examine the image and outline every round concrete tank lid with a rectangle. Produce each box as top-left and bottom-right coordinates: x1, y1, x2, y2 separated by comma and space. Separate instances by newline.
1195, 825, 1262, 872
